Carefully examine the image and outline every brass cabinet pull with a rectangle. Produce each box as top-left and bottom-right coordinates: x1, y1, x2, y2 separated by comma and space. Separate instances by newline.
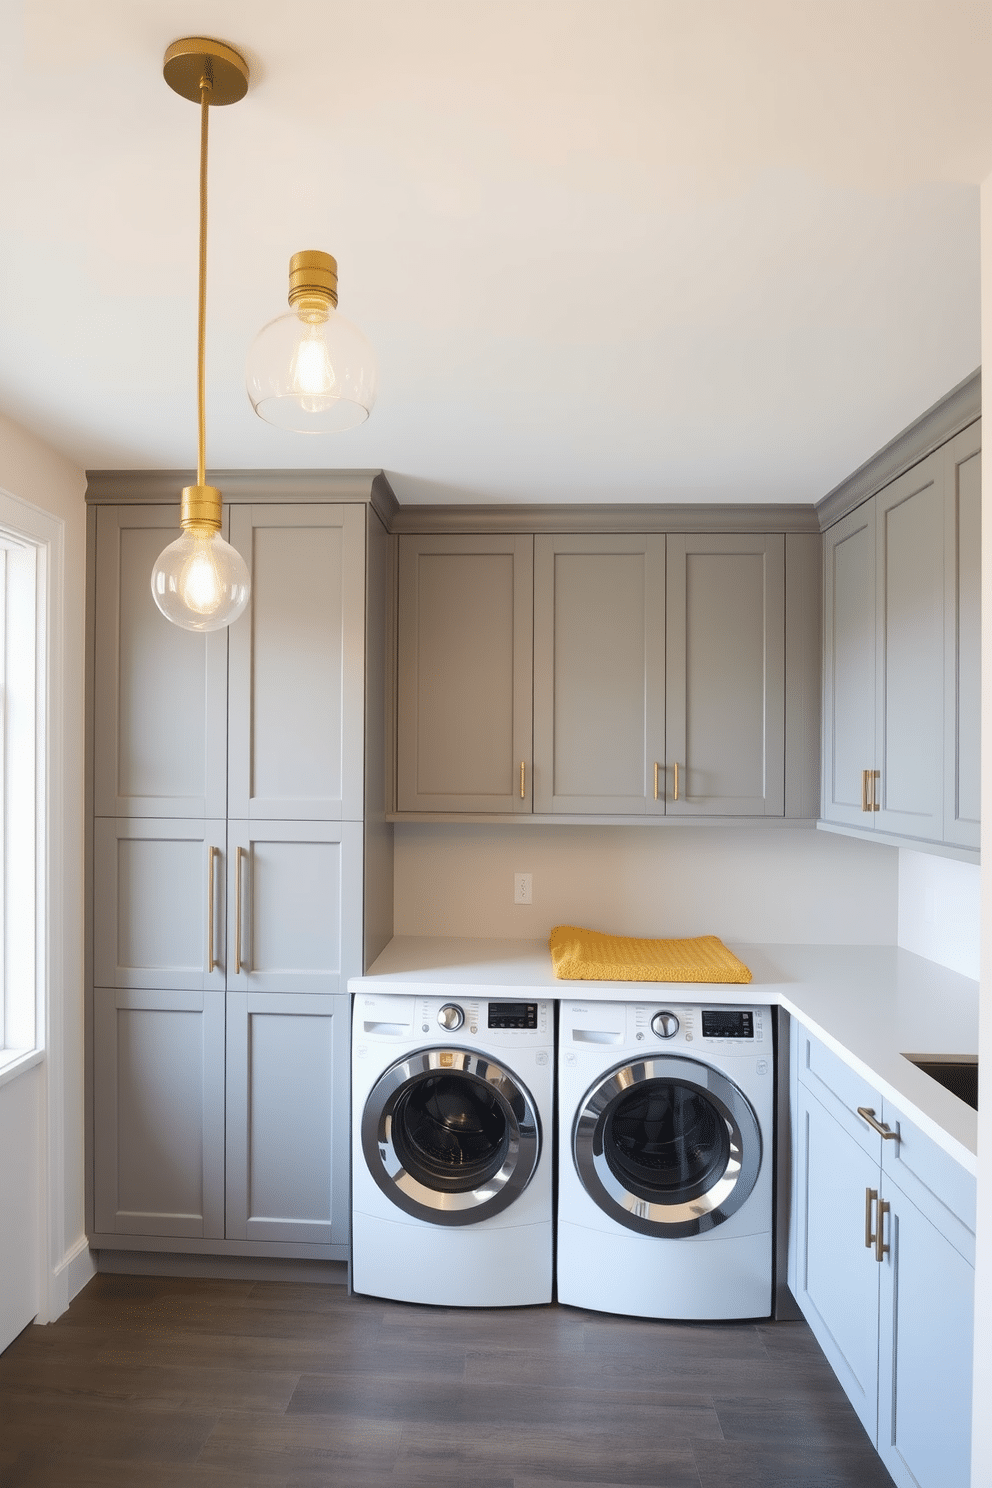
235, 845, 247, 974
876, 1198, 890, 1262
869, 769, 879, 812
861, 769, 870, 813
207, 845, 219, 972
857, 1106, 899, 1142
653, 762, 660, 801
519, 760, 526, 799
673, 761, 679, 801
865, 1187, 878, 1250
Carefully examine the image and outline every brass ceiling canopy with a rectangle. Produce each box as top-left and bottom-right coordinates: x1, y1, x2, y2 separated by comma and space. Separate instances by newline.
163, 37, 249, 106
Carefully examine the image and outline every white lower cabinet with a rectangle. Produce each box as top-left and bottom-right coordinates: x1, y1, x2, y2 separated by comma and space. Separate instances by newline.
791, 1023, 975, 1488
225, 994, 350, 1247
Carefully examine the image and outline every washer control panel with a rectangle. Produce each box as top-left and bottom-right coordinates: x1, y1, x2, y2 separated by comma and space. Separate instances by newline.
701, 1009, 754, 1040
489, 1001, 539, 1030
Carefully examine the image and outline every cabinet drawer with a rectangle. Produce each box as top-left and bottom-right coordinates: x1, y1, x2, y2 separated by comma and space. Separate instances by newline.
882, 1102, 976, 1241
797, 1028, 884, 1158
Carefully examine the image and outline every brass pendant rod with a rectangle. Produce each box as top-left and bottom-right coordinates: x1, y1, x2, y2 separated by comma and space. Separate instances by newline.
197, 75, 212, 490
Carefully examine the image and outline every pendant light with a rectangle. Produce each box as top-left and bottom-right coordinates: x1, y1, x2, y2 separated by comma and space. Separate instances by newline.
151, 38, 251, 633
246, 251, 378, 432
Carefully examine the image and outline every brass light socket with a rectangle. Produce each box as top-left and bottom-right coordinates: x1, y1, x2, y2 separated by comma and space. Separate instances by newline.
181, 484, 223, 532
288, 250, 339, 320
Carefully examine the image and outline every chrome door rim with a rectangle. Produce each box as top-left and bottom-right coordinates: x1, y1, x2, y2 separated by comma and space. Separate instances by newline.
362, 1048, 542, 1227
572, 1055, 762, 1238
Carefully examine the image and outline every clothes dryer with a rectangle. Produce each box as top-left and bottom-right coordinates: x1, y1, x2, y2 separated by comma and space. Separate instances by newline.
352, 991, 554, 1307
557, 998, 773, 1319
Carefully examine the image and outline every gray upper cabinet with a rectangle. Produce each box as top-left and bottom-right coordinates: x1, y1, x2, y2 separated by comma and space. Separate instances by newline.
399, 526, 812, 820
228, 505, 365, 821
397, 534, 534, 813
666, 534, 785, 816
943, 424, 981, 850
533, 535, 666, 814
874, 456, 945, 839
93, 506, 228, 819
822, 505, 876, 827
821, 424, 980, 854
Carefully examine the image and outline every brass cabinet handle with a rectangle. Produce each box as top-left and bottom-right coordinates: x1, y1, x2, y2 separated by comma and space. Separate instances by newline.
207, 845, 219, 972
857, 1106, 899, 1141
870, 769, 879, 812
875, 1198, 890, 1262
865, 1187, 878, 1250
861, 769, 870, 813
235, 845, 247, 975
520, 760, 526, 799
673, 761, 679, 801
653, 762, 659, 801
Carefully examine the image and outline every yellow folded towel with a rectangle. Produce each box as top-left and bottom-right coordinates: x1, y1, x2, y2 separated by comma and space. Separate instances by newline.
548, 926, 752, 984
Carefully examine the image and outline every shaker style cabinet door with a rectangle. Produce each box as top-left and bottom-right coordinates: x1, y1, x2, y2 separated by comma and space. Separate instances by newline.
225, 820, 364, 995
794, 1079, 882, 1442
92, 987, 225, 1238
533, 535, 666, 814
92, 506, 228, 819
822, 504, 876, 827
943, 424, 981, 850
225, 993, 350, 1248
873, 455, 945, 840
396, 535, 534, 813
665, 534, 785, 815
93, 817, 227, 991
877, 1175, 974, 1488
228, 504, 366, 822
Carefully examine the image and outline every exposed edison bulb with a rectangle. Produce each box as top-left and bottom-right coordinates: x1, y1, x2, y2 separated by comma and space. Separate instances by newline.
151, 528, 250, 632
290, 322, 336, 413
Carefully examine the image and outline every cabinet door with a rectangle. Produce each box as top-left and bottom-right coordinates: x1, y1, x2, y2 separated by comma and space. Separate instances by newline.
794, 1081, 881, 1441
822, 505, 876, 826
226, 820, 363, 995
943, 424, 981, 850
228, 505, 365, 822
93, 506, 228, 819
225, 993, 350, 1248
877, 1175, 974, 1488
93, 818, 227, 991
874, 455, 945, 839
665, 534, 784, 815
396, 535, 533, 813
92, 987, 225, 1238
533, 535, 666, 814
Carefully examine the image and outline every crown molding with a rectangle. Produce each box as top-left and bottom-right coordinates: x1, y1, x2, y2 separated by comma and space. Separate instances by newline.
816, 369, 981, 531
387, 501, 820, 535
84, 468, 392, 506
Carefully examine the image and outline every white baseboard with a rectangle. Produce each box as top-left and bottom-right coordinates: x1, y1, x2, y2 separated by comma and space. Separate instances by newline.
44, 1234, 97, 1321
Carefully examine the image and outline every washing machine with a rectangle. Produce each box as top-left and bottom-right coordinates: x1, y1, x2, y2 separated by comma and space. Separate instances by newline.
557, 997, 773, 1319
352, 991, 555, 1307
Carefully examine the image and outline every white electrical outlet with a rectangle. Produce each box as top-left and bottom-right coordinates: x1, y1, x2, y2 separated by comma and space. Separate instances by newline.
514, 872, 533, 905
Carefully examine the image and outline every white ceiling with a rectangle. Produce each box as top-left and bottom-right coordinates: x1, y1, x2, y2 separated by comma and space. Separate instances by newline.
2, 0, 992, 506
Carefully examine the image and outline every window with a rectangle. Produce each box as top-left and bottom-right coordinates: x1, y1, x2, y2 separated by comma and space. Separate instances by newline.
0, 491, 59, 1078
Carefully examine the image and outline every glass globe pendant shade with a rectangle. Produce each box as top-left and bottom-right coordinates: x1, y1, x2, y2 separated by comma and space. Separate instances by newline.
151, 525, 250, 633
246, 250, 377, 432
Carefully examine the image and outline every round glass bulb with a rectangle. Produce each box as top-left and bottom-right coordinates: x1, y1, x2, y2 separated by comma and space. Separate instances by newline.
246, 305, 378, 432
151, 528, 251, 632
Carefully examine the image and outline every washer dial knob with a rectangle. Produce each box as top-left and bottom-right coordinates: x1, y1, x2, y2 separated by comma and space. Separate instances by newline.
437, 1003, 464, 1031
651, 1010, 680, 1039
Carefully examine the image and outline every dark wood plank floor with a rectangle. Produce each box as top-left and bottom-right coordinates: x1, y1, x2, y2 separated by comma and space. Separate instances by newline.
0, 1274, 894, 1487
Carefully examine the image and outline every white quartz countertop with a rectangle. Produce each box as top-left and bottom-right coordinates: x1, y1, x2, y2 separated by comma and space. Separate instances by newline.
351, 937, 980, 1172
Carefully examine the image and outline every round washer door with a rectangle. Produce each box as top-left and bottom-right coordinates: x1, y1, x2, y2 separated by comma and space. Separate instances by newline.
362, 1048, 542, 1227
572, 1055, 762, 1238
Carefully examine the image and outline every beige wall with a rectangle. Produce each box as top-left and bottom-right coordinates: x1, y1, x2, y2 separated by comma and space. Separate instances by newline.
0, 412, 88, 1321
394, 823, 899, 944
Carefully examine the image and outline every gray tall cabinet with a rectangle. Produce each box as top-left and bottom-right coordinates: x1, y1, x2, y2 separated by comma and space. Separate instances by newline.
87, 476, 392, 1264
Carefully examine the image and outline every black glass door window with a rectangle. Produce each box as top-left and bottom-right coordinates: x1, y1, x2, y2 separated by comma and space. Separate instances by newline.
604, 1079, 731, 1205
392, 1073, 511, 1193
